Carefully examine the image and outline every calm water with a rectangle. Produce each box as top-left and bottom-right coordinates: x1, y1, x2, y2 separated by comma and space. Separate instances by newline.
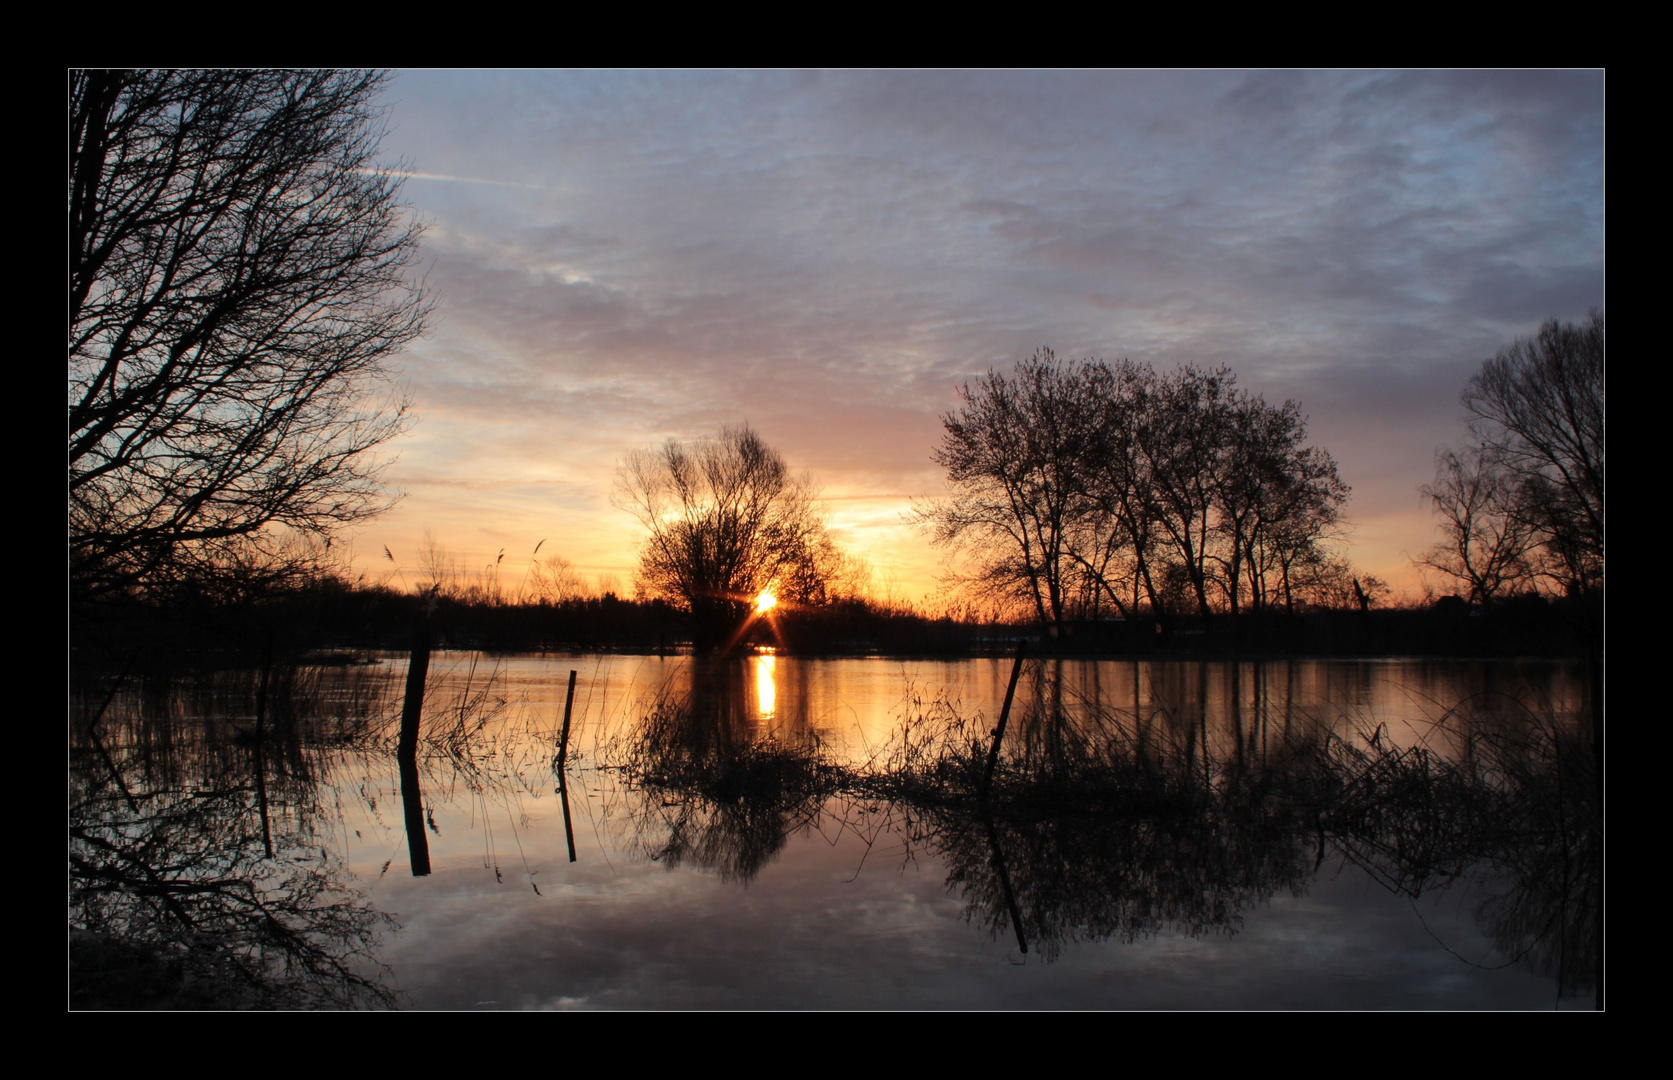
69, 653, 1598, 1010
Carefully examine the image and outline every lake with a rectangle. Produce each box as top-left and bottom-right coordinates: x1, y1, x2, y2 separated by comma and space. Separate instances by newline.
69, 652, 1599, 1010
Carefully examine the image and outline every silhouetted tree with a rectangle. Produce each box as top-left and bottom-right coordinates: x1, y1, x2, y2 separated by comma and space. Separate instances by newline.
919, 352, 1349, 632
70, 70, 430, 603
614, 424, 836, 650
915, 352, 1107, 634
1135, 365, 1238, 621
1075, 360, 1161, 620
1257, 450, 1353, 616
1136, 365, 1352, 623
1419, 312, 1603, 602
1463, 311, 1604, 598
1417, 445, 1536, 605
1214, 395, 1350, 617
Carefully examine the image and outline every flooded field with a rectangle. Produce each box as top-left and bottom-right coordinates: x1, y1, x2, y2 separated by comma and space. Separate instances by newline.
69, 653, 1599, 1010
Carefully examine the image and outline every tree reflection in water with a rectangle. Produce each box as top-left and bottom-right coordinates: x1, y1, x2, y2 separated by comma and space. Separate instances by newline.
606, 660, 1600, 999
604, 660, 842, 882
1316, 702, 1600, 1000
69, 655, 1599, 1007
69, 649, 590, 1009
70, 781, 399, 1009
68, 657, 529, 1009
70, 664, 404, 1008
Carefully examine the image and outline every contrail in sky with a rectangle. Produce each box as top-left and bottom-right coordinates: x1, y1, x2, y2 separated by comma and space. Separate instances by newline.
356, 167, 540, 189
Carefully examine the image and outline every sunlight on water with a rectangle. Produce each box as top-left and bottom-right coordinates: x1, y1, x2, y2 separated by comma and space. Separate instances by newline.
70, 654, 1596, 1010
753, 654, 776, 720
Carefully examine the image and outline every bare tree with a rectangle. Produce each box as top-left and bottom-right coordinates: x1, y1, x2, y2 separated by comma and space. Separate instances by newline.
1258, 452, 1352, 616
1075, 361, 1158, 620
70, 71, 430, 602
914, 352, 1107, 634
1221, 403, 1350, 618
1418, 446, 1536, 605
1283, 549, 1386, 613
1417, 312, 1604, 604
614, 425, 835, 650
1461, 311, 1604, 597
521, 553, 595, 605
919, 352, 1350, 632
1136, 365, 1237, 622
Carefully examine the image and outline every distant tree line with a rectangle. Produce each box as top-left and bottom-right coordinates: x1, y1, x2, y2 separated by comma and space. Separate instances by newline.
916, 351, 1364, 637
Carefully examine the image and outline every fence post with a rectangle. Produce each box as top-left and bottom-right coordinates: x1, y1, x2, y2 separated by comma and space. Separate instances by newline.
981, 640, 1027, 802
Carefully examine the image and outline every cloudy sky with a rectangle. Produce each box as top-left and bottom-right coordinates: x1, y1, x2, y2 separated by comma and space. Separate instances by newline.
352, 70, 1604, 605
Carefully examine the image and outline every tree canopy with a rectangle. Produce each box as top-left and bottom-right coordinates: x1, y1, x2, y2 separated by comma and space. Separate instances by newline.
614, 425, 840, 650
1420, 311, 1603, 603
917, 350, 1352, 631
69, 70, 430, 602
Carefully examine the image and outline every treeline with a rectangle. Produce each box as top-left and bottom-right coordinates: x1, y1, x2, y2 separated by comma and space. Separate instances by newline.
918, 351, 1374, 635
72, 573, 1593, 670
69, 566, 987, 662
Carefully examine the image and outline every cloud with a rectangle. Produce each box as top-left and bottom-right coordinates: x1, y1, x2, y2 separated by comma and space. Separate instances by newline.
361, 70, 1604, 599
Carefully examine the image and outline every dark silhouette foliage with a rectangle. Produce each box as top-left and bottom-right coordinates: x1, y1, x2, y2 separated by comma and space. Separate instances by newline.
1421, 311, 1604, 602
614, 424, 840, 650
916, 350, 1351, 634
70, 70, 430, 603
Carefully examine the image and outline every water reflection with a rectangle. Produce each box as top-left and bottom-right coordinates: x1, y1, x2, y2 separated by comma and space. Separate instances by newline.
70, 653, 1598, 1008
604, 658, 1600, 997
69, 668, 401, 1008
68, 656, 531, 1008
603, 659, 838, 883
754, 654, 776, 720
1317, 706, 1601, 1001
398, 742, 432, 878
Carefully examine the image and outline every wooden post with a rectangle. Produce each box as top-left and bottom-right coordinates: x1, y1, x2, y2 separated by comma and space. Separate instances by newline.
253, 630, 274, 859
398, 600, 432, 758
556, 670, 577, 776
559, 780, 578, 864
556, 670, 579, 862
984, 814, 1028, 955
399, 592, 435, 876
981, 640, 1027, 802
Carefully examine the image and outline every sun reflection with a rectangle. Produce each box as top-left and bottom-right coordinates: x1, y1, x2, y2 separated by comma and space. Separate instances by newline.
754, 654, 776, 719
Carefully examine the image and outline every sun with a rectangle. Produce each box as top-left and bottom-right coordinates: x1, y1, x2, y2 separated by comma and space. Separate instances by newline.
754, 588, 778, 615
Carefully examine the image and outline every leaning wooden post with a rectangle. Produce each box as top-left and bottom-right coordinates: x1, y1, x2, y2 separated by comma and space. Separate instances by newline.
554, 669, 580, 862
983, 813, 1028, 955
399, 588, 437, 877
556, 670, 578, 777
981, 640, 1027, 802
399, 589, 436, 757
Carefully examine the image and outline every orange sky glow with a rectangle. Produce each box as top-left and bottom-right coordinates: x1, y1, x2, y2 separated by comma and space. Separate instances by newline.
335, 71, 1602, 610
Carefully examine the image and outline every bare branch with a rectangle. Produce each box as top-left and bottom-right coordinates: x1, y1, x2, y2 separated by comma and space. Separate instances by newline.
69, 70, 431, 601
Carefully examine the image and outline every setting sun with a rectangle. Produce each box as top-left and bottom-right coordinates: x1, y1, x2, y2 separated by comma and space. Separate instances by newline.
69, 69, 1603, 1012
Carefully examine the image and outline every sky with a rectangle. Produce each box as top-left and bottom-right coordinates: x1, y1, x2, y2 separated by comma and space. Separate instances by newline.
348, 69, 1604, 607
